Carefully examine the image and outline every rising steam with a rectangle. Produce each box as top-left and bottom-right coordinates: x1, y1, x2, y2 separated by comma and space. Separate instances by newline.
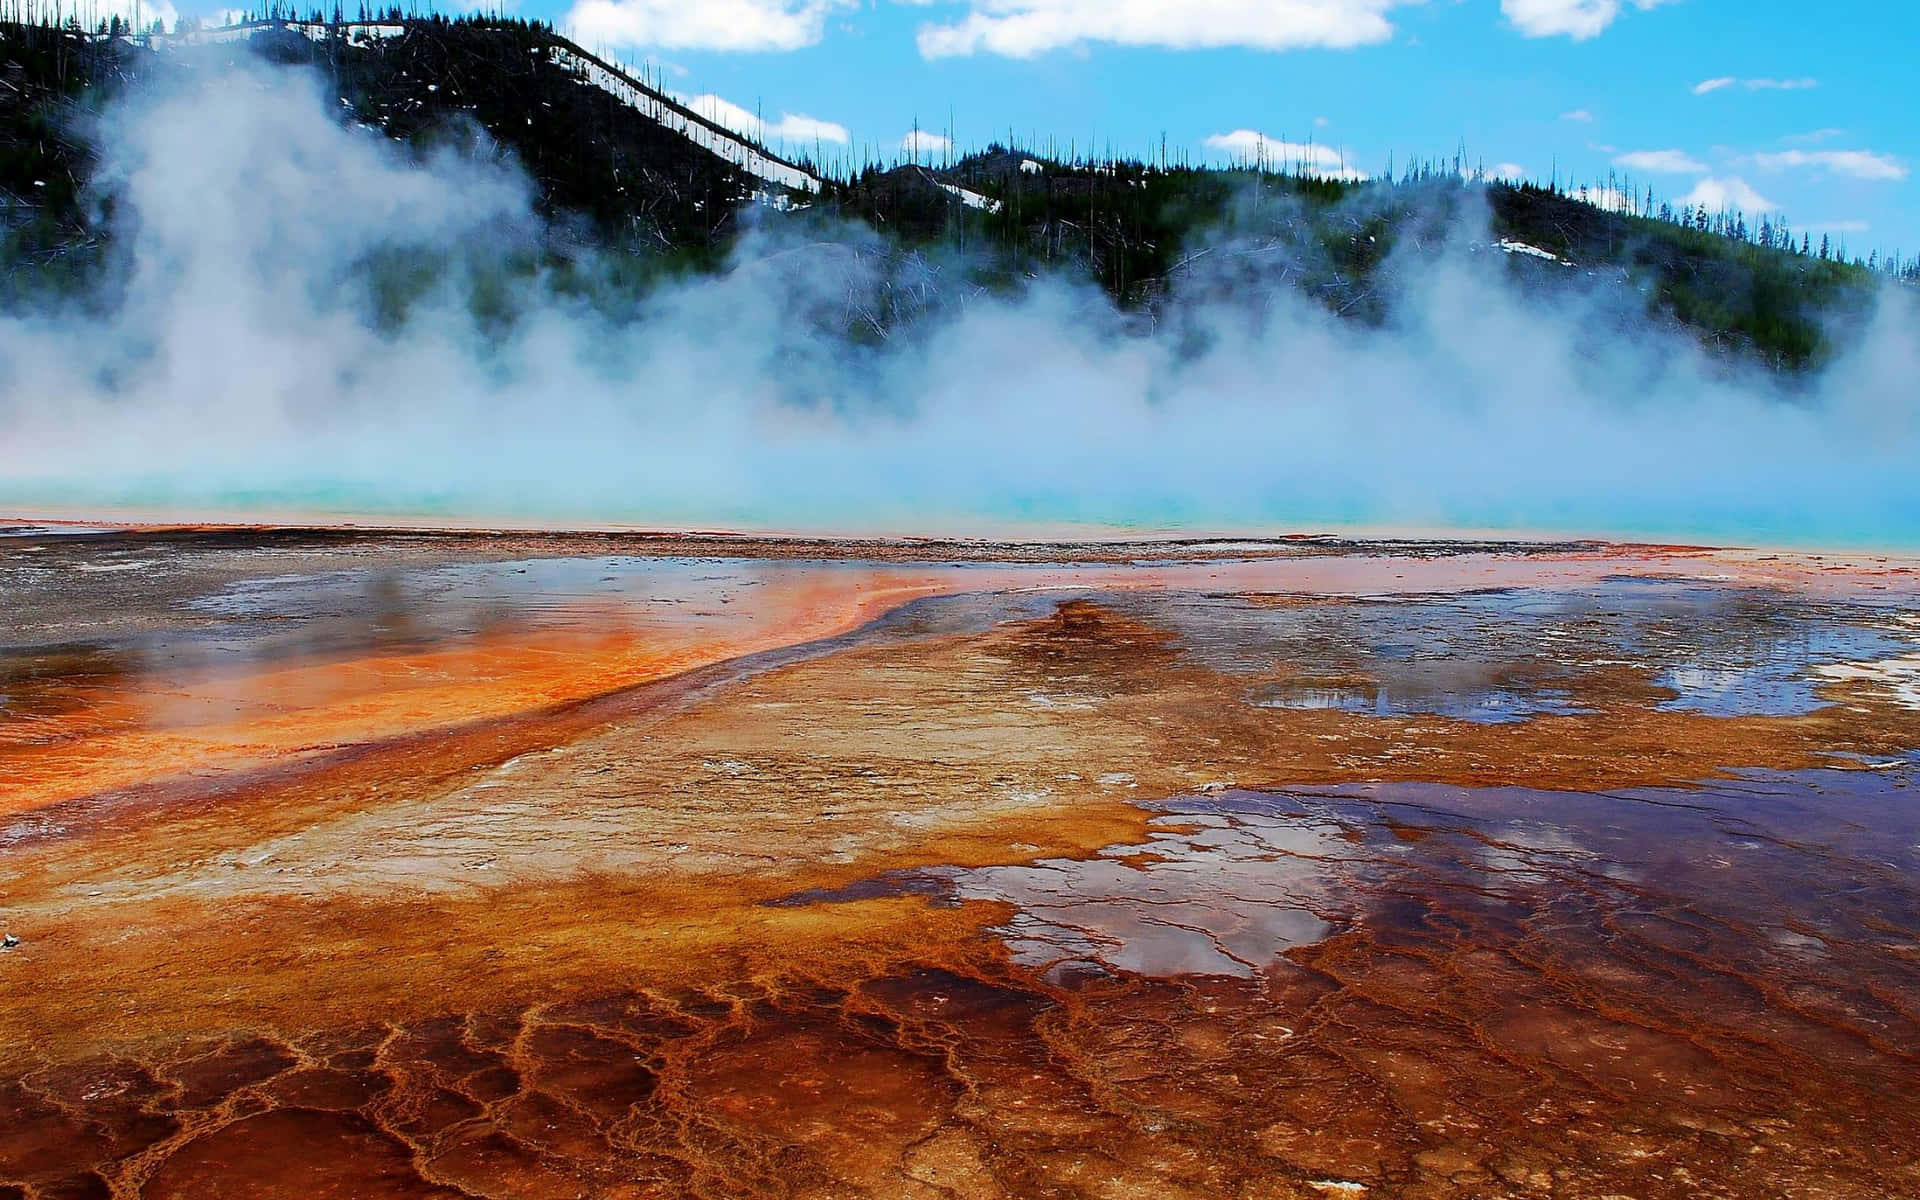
2, 63, 1917, 547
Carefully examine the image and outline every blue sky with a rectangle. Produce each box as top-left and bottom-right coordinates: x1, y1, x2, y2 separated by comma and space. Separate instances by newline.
220, 0, 1920, 255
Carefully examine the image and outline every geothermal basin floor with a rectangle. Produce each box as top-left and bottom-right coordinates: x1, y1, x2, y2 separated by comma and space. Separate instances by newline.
2, 527, 1919, 1199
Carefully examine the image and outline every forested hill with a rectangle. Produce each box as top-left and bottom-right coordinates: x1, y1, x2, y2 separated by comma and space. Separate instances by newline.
0, 13, 1906, 369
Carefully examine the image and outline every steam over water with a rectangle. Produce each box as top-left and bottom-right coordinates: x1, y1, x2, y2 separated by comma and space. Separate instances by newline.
2, 66, 1918, 545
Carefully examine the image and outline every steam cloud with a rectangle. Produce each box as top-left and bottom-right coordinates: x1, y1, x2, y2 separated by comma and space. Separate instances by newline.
2, 63, 1917, 547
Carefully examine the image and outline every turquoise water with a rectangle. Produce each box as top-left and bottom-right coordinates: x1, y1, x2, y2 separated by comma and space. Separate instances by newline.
8, 479, 1920, 554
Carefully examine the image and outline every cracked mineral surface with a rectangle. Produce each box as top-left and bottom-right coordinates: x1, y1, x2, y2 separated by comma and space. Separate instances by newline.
2, 527, 1918, 1199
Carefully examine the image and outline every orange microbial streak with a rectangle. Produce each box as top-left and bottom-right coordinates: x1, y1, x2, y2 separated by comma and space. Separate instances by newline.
0, 568, 957, 815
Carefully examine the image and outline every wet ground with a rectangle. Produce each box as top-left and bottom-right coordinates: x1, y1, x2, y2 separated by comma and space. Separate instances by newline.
2, 528, 1918, 1199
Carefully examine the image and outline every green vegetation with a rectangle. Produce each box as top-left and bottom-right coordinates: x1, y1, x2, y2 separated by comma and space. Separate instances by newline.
0, 12, 1908, 370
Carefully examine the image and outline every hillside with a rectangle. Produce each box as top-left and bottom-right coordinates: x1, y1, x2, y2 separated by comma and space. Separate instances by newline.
0, 13, 1903, 369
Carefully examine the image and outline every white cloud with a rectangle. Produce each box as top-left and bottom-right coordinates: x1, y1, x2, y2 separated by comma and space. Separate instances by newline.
767, 114, 850, 145
1560, 108, 1594, 122
566, 0, 854, 52
1502, 0, 1676, 41
1678, 176, 1776, 213
1782, 127, 1844, 145
899, 129, 955, 157
1204, 130, 1367, 180
1574, 183, 1637, 214
1612, 148, 1706, 174
1696, 76, 1819, 95
87, 0, 180, 29
683, 93, 849, 146
914, 0, 1410, 58
1749, 149, 1906, 181
1459, 162, 1529, 183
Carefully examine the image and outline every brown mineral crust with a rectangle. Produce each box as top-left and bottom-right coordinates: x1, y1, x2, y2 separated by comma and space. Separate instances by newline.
0, 519, 1649, 563
16, 926, 1911, 1199
4, 544, 1920, 1197
7, 598, 1920, 1055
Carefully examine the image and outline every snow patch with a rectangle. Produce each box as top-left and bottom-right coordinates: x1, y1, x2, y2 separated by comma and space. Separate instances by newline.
937, 180, 1000, 212
753, 189, 808, 212
154, 23, 821, 200
547, 47, 821, 195
1496, 238, 1573, 265
160, 19, 406, 47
